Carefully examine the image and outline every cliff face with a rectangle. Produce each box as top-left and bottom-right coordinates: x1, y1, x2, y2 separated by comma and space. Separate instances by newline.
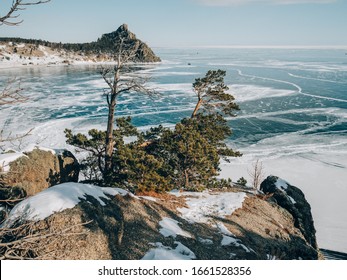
0, 179, 320, 260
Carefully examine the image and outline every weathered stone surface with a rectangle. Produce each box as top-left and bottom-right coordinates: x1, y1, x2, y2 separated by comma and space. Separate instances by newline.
0, 148, 79, 196
260, 175, 318, 249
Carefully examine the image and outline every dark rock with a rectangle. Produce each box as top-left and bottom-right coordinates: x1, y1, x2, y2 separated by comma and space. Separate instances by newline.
0, 185, 27, 204
260, 175, 318, 249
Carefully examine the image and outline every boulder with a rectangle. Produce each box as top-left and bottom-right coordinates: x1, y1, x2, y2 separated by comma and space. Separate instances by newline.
0, 148, 79, 196
260, 175, 317, 249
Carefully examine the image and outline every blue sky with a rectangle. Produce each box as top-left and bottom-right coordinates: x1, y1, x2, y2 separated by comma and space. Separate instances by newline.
1, 0, 346, 47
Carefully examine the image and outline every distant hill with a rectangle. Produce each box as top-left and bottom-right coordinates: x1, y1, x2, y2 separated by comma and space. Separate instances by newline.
0, 24, 160, 65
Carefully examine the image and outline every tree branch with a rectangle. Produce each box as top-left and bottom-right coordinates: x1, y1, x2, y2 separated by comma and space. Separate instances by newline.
0, 79, 27, 106
0, 219, 93, 260
0, 0, 50, 26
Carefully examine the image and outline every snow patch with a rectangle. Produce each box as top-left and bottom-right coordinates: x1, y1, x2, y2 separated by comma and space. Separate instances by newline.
2, 183, 128, 227
198, 237, 213, 245
288, 195, 296, 204
217, 222, 252, 253
221, 235, 239, 246
0, 145, 68, 173
139, 196, 157, 202
267, 254, 277, 260
275, 177, 296, 204
22, 144, 58, 155
217, 222, 234, 236
142, 242, 196, 260
0, 152, 27, 172
275, 178, 289, 190
177, 191, 246, 224
159, 217, 192, 238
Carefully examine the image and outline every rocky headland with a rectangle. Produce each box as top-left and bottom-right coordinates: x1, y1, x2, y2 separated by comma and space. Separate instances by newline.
0, 24, 160, 68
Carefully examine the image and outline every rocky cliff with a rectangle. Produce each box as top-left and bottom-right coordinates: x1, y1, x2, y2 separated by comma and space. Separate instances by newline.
260, 176, 317, 250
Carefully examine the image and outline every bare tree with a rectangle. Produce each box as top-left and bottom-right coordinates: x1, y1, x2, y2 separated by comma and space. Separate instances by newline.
248, 159, 265, 191
0, 78, 27, 106
0, 0, 50, 26
101, 38, 155, 177
0, 79, 33, 151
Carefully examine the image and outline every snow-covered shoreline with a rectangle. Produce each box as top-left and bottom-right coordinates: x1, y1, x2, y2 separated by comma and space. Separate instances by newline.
0, 41, 162, 70
0, 42, 117, 70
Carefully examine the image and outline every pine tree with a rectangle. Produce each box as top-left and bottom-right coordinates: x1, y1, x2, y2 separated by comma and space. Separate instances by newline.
144, 121, 220, 190
191, 70, 239, 118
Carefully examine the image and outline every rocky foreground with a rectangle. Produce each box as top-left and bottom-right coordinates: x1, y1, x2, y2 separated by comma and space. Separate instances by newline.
0, 148, 321, 260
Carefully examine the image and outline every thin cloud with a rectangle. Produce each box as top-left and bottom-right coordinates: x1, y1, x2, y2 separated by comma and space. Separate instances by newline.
195, 0, 337, 6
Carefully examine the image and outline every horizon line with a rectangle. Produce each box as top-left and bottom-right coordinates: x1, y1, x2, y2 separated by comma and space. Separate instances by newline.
153, 45, 347, 50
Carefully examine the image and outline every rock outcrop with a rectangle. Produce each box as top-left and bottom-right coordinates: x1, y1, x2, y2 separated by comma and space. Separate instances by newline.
0, 148, 79, 197
260, 175, 318, 249
95, 24, 161, 63
0, 182, 321, 260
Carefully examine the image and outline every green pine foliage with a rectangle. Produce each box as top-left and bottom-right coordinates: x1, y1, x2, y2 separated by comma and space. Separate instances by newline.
237, 177, 248, 187
180, 113, 242, 159
191, 69, 240, 117
111, 142, 171, 193
151, 122, 220, 191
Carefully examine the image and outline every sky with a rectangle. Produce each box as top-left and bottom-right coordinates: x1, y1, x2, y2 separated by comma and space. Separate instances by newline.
1, 0, 346, 47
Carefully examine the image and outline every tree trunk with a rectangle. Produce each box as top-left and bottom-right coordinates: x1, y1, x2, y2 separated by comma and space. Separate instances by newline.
105, 99, 116, 177
191, 98, 202, 118
184, 169, 189, 188
104, 64, 120, 181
